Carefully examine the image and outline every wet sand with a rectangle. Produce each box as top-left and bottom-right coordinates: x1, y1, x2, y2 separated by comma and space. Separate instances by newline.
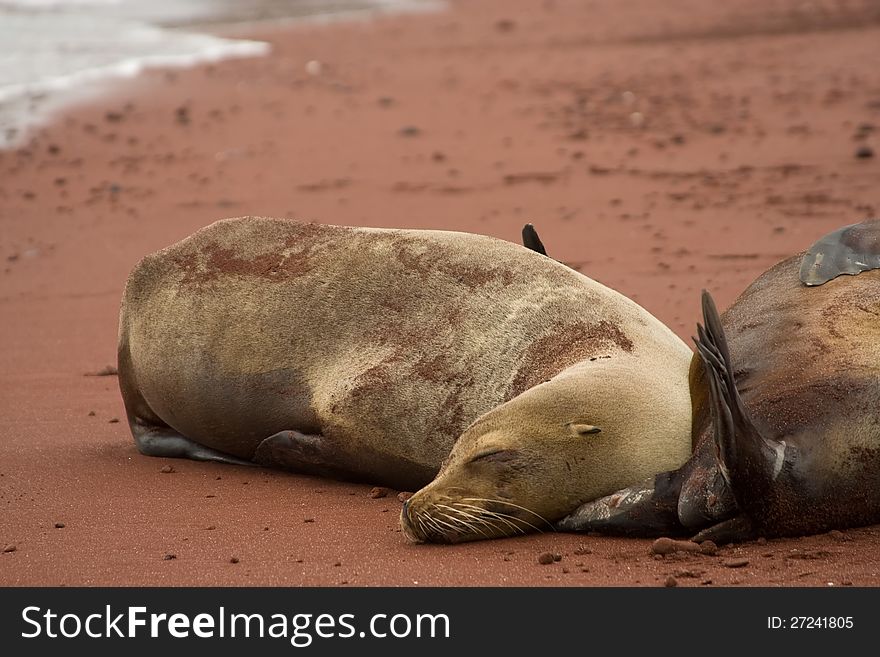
1, 0, 879, 586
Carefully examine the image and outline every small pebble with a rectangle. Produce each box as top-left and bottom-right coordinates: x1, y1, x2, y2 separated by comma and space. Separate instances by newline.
573, 545, 593, 555
397, 491, 413, 503
756, 537, 767, 544
230, 556, 239, 564
855, 145, 874, 159
87, 411, 96, 417
828, 529, 847, 541
54, 522, 65, 529
537, 552, 556, 565
723, 558, 749, 568
699, 540, 718, 556
664, 575, 678, 588
399, 125, 421, 137
3, 544, 16, 553
163, 553, 176, 560
160, 465, 174, 474
651, 537, 700, 555
108, 418, 120, 424
303, 518, 315, 523
369, 487, 389, 499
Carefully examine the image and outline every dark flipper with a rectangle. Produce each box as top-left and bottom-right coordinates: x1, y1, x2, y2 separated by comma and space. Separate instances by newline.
253, 430, 355, 480
556, 470, 689, 537
132, 420, 256, 467
800, 218, 880, 286
694, 291, 782, 517
691, 515, 756, 544
521, 223, 548, 256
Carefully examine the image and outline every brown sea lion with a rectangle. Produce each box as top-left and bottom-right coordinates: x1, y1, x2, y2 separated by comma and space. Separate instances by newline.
555, 219, 880, 541
118, 217, 694, 543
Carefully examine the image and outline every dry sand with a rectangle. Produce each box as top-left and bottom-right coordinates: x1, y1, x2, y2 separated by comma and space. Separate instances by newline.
1, 0, 879, 586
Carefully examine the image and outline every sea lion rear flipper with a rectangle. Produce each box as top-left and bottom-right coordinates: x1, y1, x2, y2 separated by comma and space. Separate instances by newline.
800, 218, 880, 286
132, 422, 256, 467
694, 291, 781, 505
521, 223, 548, 256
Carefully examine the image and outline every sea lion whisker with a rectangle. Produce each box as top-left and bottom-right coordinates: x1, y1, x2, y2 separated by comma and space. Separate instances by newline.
436, 504, 498, 532
452, 502, 534, 534
435, 504, 492, 529
437, 510, 490, 538
462, 497, 555, 530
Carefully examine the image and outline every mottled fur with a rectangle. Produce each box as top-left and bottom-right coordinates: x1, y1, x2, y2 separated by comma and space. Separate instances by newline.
118, 217, 693, 540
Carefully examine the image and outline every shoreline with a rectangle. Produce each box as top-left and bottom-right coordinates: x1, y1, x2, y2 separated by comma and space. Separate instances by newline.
1, 0, 878, 586
0, 0, 444, 148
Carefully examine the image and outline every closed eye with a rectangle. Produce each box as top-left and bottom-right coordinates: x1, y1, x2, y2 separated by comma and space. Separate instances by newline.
470, 449, 519, 464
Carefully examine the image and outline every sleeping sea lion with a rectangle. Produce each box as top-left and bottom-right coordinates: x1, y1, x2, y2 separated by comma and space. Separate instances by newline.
118, 217, 694, 543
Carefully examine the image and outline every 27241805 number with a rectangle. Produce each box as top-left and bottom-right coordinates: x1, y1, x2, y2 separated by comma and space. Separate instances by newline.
768, 617, 853, 629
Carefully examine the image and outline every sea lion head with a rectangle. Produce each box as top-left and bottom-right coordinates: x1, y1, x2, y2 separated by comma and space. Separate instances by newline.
401, 361, 692, 543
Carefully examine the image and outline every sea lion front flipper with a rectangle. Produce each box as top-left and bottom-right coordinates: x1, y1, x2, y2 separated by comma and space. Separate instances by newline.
555, 471, 687, 537
690, 515, 756, 543
253, 430, 352, 479
521, 223, 548, 256
800, 219, 880, 286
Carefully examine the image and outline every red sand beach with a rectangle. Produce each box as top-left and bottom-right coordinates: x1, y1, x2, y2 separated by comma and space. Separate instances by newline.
1, 0, 879, 586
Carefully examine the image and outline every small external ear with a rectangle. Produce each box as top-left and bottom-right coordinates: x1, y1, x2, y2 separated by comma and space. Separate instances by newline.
567, 423, 601, 436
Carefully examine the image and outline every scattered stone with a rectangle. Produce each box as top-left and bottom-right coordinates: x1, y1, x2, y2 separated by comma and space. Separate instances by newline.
305, 60, 322, 76
47, 144, 61, 155
333, 561, 341, 567
756, 537, 767, 544
699, 540, 718, 556
377, 96, 395, 107
651, 537, 700, 555
399, 125, 422, 137
397, 491, 413, 503
163, 553, 176, 560
87, 411, 96, 417
369, 487, 389, 499
105, 111, 124, 123
175, 106, 190, 125
537, 552, 556, 565
561, 567, 569, 574
856, 145, 874, 159
495, 19, 516, 32
160, 465, 174, 474
664, 575, 678, 588
205, 526, 216, 531
230, 556, 240, 564
3, 544, 16, 553
303, 518, 315, 523
828, 529, 848, 542
431, 151, 446, 162
553, 553, 562, 562
723, 558, 749, 568
573, 545, 593, 555
108, 418, 120, 424
54, 522, 65, 529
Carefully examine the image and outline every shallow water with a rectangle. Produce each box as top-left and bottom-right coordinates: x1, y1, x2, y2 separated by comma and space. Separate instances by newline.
0, 0, 438, 146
